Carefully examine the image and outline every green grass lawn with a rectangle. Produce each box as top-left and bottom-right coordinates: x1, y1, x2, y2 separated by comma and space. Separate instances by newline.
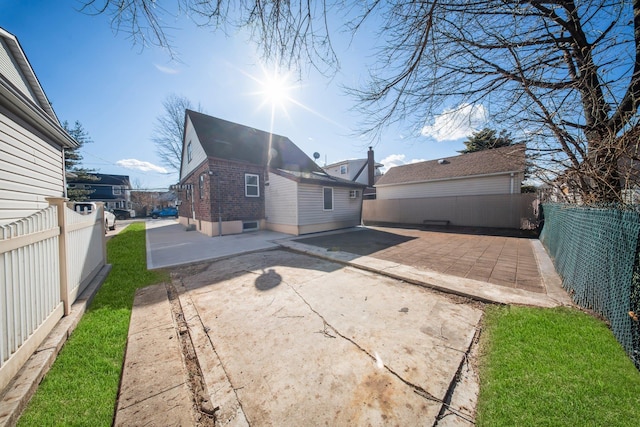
18, 223, 169, 426
477, 305, 640, 427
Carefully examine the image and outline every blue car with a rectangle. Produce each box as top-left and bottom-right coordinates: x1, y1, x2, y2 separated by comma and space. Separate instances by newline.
150, 207, 178, 219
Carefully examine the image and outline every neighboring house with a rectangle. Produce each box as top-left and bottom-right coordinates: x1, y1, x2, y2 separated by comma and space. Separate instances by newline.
67, 173, 132, 210
177, 110, 365, 236
0, 27, 77, 224
0, 27, 108, 399
364, 144, 535, 229
323, 147, 384, 199
375, 144, 526, 199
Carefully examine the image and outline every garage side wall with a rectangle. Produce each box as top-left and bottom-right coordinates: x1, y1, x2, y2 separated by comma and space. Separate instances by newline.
363, 193, 539, 229
297, 184, 362, 234
265, 172, 299, 234
376, 173, 523, 200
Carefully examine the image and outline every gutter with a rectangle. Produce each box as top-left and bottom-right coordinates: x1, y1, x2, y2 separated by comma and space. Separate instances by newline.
0, 78, 77, 149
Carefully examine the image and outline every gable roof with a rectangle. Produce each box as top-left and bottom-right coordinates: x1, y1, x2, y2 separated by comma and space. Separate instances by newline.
0, 27, 76, 148
186, 110, 322, 173
376, 144, 526, 186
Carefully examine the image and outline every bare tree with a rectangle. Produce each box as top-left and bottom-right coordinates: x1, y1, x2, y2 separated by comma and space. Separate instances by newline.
84, 0, 640, 203
152, 94, 200, 174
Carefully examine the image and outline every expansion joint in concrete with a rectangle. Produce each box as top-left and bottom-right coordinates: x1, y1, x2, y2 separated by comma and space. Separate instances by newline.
166, 281, 217, 426
285, 282, 474, 425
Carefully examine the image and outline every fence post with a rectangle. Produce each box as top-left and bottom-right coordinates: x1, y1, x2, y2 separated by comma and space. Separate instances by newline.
96, 202, 107, 265
46, 197, 71, 315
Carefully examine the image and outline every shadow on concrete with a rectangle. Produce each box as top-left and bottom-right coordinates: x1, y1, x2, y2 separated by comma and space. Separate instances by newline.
255, 268, 282, 291
170, 249, 342, 294
294, 228, 417, 256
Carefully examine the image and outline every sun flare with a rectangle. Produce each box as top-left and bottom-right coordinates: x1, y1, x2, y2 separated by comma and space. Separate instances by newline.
262, 74, 291, 106
259, 70, 295, 109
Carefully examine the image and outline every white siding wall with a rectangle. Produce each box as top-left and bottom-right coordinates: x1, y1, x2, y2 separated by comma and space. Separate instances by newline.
0, 39, 37, 105
376, 174, 517, 200
324, 159, 367, 182
0, 109, 64, 225
180, 116, 208, 180
298, 184, 361, 226
265, 172, 298, 225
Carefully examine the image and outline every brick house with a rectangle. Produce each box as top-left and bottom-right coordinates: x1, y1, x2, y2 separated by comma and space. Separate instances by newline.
177, 110, 365, 236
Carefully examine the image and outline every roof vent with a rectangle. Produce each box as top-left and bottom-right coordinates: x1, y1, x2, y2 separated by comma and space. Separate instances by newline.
438, 159, 449, 165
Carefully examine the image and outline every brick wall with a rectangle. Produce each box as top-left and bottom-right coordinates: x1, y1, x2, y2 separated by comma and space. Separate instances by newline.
178, 158, 266, 222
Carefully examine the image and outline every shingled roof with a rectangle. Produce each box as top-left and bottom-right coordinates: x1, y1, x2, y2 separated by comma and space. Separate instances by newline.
186, 110, 322, 173
376, 144, 526, 186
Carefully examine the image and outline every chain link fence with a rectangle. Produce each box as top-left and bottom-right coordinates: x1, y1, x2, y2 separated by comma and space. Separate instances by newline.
540, 203, 640, 369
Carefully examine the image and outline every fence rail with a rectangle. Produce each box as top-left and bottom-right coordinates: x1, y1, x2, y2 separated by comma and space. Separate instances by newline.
0, 198, 107, 391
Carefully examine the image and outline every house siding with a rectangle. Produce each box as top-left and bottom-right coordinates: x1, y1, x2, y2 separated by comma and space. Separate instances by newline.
0, 106, 64, 224
376, 173, 520, 200
298, 184, 361, 227
0, 38, 37, 105
180, 116, 208, 180
265, 172, 298, 226
324, 159, 368, 183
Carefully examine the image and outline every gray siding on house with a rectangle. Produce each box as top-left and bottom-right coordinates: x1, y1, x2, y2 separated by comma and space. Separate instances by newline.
180, 116, 208, 180
324, 159, 370, 185
297, 184, 361, 226
265, 172, 298, 225
0, 38, 36, 105
0, 107, 64, 224
377, 173, 521, 200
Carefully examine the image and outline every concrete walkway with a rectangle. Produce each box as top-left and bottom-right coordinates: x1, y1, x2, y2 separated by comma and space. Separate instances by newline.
145, 219, 292, 269
113, 223, 572, 426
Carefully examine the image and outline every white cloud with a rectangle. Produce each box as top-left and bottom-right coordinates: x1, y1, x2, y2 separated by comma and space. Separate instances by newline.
421, 103, 487, 141
379, 154, 426, 173
154, 63, 180, 74
116, 159, 168, 173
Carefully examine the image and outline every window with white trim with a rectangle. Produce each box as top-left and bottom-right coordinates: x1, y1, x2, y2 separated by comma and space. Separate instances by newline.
340, 165, 347, 174
245, 173, 259, 197
199, 175, 205, 199
323, 187, 333, 210
112, 186, 121, 195
187, 141, 192, 163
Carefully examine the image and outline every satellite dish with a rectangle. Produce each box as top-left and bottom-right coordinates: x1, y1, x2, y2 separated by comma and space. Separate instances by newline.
313, 152, 320, 160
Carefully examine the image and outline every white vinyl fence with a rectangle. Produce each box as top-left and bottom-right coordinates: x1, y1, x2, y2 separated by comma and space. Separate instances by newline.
0, 197, 107, 392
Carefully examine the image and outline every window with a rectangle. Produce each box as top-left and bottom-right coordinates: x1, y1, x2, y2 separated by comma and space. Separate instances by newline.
112, 186, 121, 195
323, 187, 333, 210
187, 141, 192, 163
349, 189, 360, 198
243, 221, 259, 231
245, 174, 259, 197
340, 165, 347, 174
199, 175, 205, 199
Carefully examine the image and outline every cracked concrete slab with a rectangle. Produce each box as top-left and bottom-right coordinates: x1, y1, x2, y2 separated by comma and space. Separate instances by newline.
173, 250, 482, 425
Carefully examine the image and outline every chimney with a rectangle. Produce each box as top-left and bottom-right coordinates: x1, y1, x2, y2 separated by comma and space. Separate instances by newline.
367, 147, 375, 187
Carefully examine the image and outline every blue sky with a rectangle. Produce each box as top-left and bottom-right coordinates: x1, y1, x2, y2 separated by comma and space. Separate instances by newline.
2, 0, 478, 190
